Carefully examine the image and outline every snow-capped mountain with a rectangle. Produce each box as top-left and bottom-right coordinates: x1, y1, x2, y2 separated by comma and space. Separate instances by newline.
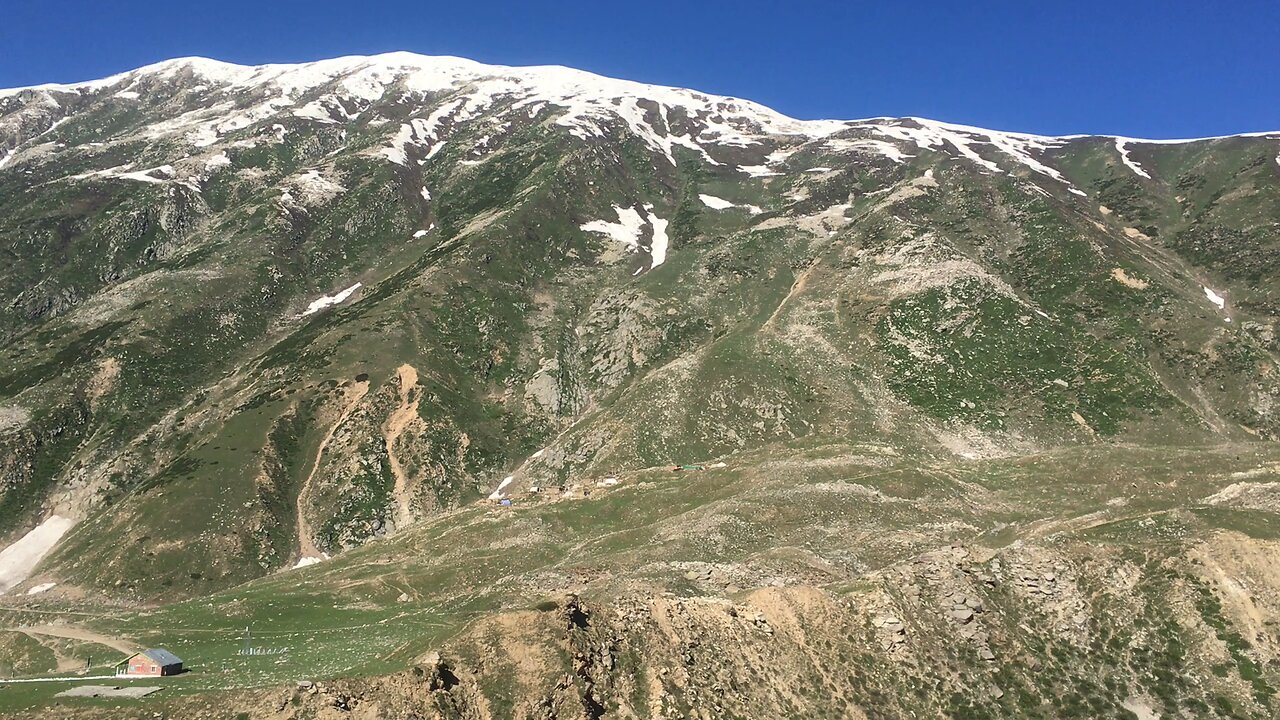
6, 53, 1273, 196
1, 53, 1280, 718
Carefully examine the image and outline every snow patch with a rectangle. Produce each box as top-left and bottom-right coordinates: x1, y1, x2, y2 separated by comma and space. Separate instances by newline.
204, 152, 232, 170
488, 476, 514, 500
0, 54, 1274, 163
580, 204, 670, 271
699, 193, 761, 214
0, 516, 74, 594
646, 205, 669, 268
118, 164, 175, 184
293, 100, 340, 123
33, 117, 70, 141
288, 169, 345, 204
293, 554, 328, 569
1203, 286, 1226, 311
738, 165, 782, 177
11, 52, 1277, 209
70, 163, 177, 185
580, 205, 646, 250
381, 102, 465, 165
698, 193, 735, 210
187, 125, 219, 147
25, 582, 56, 595
302, 282, 362, 316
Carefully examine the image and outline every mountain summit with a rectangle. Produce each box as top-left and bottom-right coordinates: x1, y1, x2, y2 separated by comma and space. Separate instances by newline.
1, 54, 1278, 718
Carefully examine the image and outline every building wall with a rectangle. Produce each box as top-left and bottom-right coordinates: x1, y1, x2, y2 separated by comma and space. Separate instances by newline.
120, 657, 162, 676
118, 656, 181, 676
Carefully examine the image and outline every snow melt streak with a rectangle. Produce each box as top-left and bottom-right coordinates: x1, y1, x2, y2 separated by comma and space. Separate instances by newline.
1116, 139, 1152, 179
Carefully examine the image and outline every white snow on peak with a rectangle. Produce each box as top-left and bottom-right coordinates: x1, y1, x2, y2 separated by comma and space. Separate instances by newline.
3, 54, 856, 167
873, 121, 999, 173
823, 138, 913, 163
1115, 139, 1152, 179
292, 99, 340, 123
0, 53, 1150, 132
871, 118, 1091, 196
301, 282, 362, 316
8, 52, 1268, 146
4, 53, 1278, 191
380, 99, 465, 165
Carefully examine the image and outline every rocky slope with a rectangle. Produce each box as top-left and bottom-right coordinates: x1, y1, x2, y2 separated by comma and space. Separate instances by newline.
0, 53, 1278, 717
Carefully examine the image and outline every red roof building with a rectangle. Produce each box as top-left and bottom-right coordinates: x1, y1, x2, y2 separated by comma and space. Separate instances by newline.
115, 648, 184, 677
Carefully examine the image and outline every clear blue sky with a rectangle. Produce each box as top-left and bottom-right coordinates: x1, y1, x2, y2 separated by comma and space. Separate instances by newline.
2, 0, 1277, 138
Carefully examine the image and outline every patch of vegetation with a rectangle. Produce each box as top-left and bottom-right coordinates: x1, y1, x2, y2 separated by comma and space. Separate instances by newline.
1191, 577, 1276, 709
876, 278, 1170, 433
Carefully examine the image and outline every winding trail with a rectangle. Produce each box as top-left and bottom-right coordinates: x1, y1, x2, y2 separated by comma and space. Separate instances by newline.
763, 259, 819, 330
383, 364, 422, 530
15, 624, 135, 655
295, 379, 370, 560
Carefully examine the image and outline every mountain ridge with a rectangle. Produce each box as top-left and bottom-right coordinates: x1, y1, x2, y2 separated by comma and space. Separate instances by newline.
3, 52, 1277, 142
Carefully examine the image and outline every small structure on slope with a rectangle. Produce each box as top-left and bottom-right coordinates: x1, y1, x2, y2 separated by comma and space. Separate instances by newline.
115, 648, 183, 677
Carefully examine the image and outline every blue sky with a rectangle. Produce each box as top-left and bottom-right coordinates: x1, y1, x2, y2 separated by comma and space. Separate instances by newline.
2, 0, 1276, 138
